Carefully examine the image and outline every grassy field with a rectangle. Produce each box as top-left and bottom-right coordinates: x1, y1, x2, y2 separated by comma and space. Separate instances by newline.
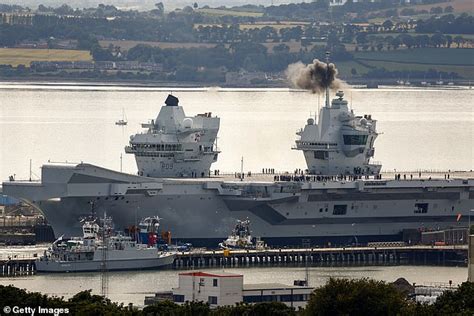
360, 60, 474, 79
408, 0, 474, 13
196, 8, 263, 17
354, 48, 474, 66
368, 0, 474, 23
353, 48, 474, 78
334, 61, 372, 77
0, 48, 91, 67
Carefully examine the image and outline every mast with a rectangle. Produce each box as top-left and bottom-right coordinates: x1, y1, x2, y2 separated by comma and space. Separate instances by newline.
100, 212, 109, 298
325, 51, 330, 108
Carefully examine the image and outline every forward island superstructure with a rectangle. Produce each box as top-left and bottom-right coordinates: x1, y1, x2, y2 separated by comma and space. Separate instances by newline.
125, 94, 220, 178
3, 65, 474, 247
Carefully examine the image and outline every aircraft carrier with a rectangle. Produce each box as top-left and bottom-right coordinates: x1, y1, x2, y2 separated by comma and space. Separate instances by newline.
3, 65, 474, 247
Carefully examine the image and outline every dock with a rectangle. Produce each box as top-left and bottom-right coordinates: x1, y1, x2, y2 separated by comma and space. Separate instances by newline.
173, 245, 468, 269
0, 255, 38, 277
0, 245, 467, 277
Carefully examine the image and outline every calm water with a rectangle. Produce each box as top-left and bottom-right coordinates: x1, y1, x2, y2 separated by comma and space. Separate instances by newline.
0, 84, 472, 181
0, 84, 472, 305
0, 265, 467, 306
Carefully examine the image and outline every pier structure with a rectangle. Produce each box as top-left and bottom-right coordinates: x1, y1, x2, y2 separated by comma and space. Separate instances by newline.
0, 245, 467, 277
0, 256, 37, 277
173, 245, 467, 269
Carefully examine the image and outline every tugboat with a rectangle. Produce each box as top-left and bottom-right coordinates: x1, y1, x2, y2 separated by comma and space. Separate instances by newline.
36, 214, 175, 272
219, 219, 255, 250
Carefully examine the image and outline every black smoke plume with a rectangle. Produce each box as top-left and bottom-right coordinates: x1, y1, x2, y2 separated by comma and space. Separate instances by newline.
286, 59, 342, 94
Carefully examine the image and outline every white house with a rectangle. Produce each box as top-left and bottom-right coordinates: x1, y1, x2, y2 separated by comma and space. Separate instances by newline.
173, 271, 243, 307
169, 271, 314, 308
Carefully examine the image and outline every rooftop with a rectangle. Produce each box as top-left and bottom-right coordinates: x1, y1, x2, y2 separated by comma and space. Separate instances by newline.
243, 283, 314, 290
179, 271, 242, 278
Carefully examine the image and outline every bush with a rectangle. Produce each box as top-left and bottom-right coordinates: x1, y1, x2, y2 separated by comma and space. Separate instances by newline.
303, 278, 410, 316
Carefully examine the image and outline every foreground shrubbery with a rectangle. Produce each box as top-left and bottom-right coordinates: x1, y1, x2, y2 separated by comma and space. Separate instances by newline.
304, 278, 409, 316
1, 278, 473, 315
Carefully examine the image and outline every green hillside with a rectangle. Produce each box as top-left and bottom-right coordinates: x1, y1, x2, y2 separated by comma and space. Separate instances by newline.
354, 48, 473, 66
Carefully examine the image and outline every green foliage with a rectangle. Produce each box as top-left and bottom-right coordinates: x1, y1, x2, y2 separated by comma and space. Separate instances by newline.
444, 6, 454, 13
303, 278, 409, 316
433, 282, 474, 315
399, 301, 435, 316
123, 41, 352, 76
213, 302, 296, 316
273, 44, 290, 54
1, 2, 472, 83
2, 281, 474, 316
142, 300, 183, 315
0, 285, 64, 309
263, 1, 329, 20
0, 286, 137, 316
416, 14, 473, 35
91, 45, 114, 61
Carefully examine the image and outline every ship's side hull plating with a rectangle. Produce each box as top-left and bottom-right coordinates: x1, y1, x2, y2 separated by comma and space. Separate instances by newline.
4, 164, 474, 247
34, 191, 472, 247
36, 254, 175, 272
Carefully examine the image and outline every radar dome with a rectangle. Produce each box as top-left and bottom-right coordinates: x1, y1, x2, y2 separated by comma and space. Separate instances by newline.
183, 118, 193, 128
359, 118, 368, 126
307, 118, 315, 125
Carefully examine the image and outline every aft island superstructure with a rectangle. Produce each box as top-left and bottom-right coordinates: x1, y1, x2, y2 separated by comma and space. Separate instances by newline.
4, 87, 473, 246
294, 90, 381, 176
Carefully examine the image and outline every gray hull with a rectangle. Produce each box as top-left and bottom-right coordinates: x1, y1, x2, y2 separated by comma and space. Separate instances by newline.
4, 164, 474, 247
36, 254, 175, 272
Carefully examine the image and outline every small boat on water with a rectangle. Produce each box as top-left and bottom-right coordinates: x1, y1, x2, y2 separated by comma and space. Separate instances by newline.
405, 75, 411, 86
436, 74, 444, 85
115, 108, 128, 126
36, 214, 175, 273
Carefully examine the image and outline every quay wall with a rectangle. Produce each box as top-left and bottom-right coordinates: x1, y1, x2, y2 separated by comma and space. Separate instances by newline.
0, 245, 467, 277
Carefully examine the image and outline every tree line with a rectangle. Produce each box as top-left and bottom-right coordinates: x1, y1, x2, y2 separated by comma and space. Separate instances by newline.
416, 14, 473, 35
1, 278, 473, 315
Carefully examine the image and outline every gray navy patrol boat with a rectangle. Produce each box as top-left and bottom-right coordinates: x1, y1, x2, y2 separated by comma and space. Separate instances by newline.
36, 214, 175, 272
3, 69, 474, 247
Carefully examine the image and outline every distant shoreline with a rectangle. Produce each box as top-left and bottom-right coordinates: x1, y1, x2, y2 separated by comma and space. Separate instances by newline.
0, 78, 471, 91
